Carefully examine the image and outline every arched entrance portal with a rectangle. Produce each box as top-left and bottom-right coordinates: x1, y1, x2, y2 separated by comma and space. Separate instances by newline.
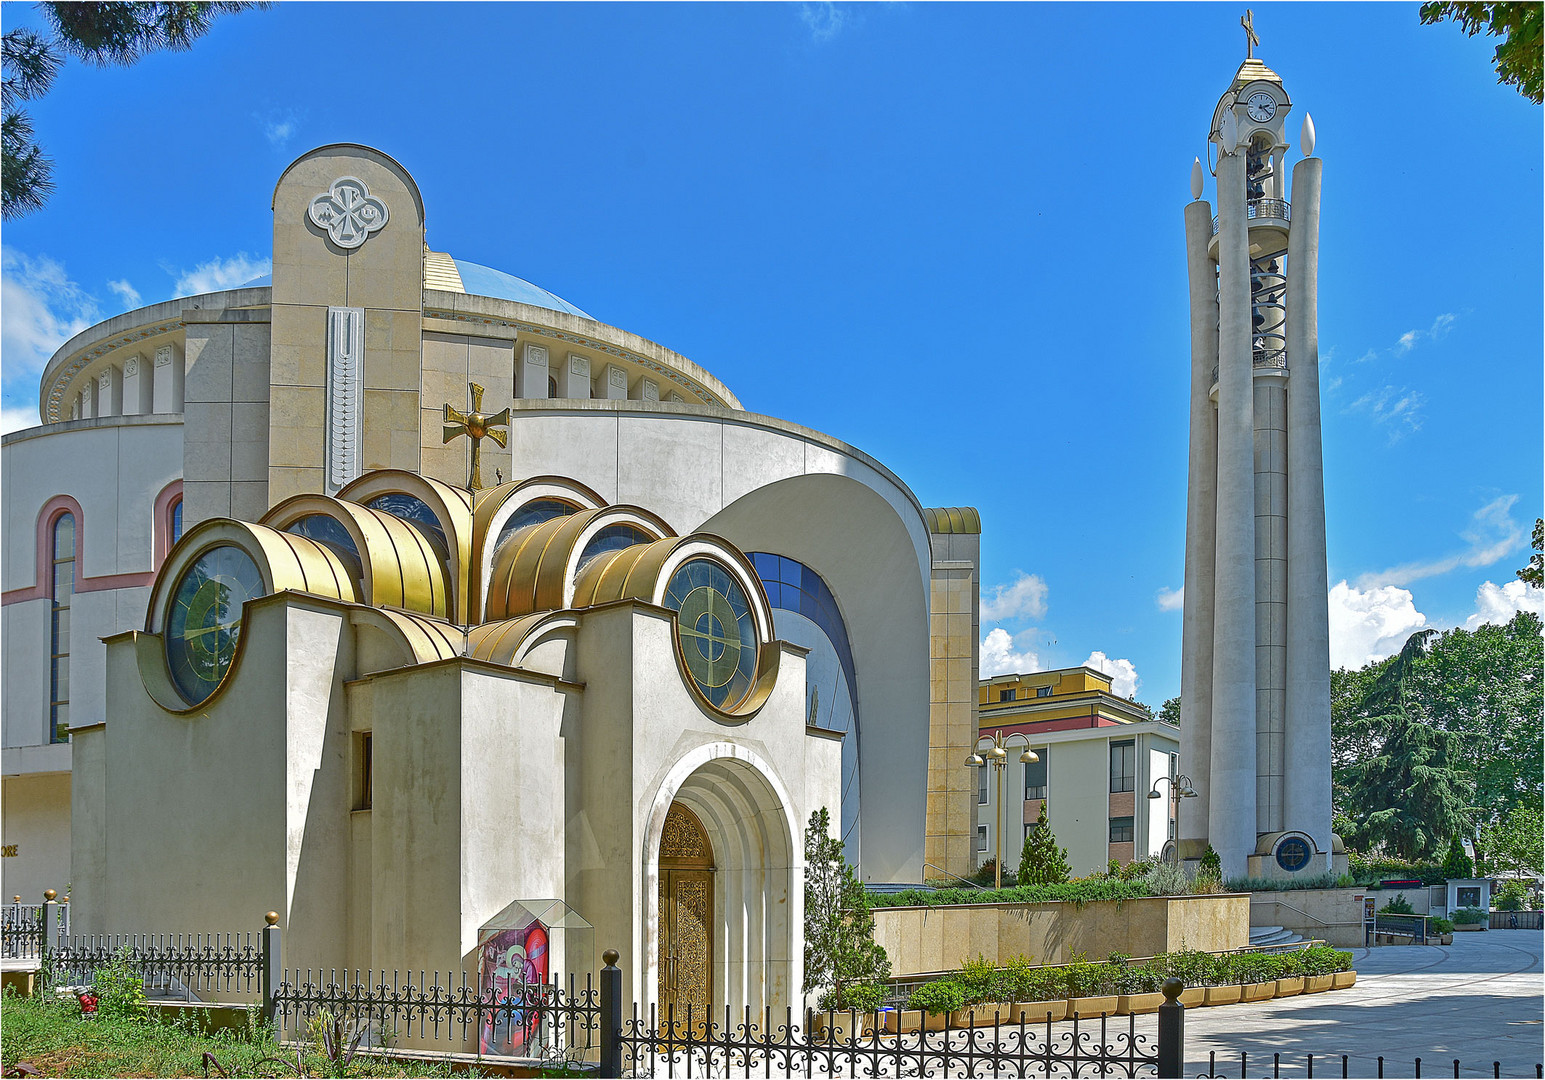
645, 747, 798, 1016
658, 803, 714, 1016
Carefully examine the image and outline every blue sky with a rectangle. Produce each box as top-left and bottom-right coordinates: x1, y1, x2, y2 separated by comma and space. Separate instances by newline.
2, 2, 1540, 705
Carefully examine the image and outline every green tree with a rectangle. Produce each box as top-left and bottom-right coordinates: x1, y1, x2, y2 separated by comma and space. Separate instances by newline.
1017, 802, 1071, 885
1158, 696, 1180, 727
1442, 833, 1474, 879
1419, 2, 1544, 104
3, 2, 267, 220
1339, 632, 1474, 860
1519, 517, 1543, 587
1479, 802, 1544, 879
802, 807, 889, 1002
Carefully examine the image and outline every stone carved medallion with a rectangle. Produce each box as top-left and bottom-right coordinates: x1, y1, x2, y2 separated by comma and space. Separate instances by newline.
308, 177, 389, 249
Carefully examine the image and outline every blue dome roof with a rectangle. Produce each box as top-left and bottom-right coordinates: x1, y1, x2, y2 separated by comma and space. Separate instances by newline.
236, 255, 592, 321
451, 259, 592, 320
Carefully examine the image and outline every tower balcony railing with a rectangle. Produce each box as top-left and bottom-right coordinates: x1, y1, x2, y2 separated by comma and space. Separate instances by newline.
1211, 349, 1288, 386
1211, 198, 1291, 235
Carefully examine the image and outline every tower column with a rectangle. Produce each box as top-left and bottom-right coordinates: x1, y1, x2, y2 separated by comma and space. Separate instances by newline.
1283, 156, 1332, 861
1209, 144, 1258, 878
1180, 200, 1219, 848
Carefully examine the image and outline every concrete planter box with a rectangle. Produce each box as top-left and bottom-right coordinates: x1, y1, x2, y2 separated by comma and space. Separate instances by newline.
1438, 933, 1454, 945
1274, 976, 1305, 997
1203, 984, 1244, 1007
1008, 1000, 1068, 1024
883, 1009, 924, 1034
1178, 986, 1206, 1008
1454, 922, 1487, 931
1301, 974, 1334, 994
1331, 971, 1357, 989
1067, 995, 1120, 1019
1116, 991, 1166, 1015
1240, 981, 1277, 1003
812, 1011, 877, 1042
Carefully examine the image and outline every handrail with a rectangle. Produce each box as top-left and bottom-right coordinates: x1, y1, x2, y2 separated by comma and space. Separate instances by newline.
1211, 197, 1292, 235
920, 863, 986, 890
1252, 896, 1337, 929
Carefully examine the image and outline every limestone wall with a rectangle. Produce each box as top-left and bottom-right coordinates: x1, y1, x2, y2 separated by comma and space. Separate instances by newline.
874, 894, 1249, 976
1248, 888, 1368, 947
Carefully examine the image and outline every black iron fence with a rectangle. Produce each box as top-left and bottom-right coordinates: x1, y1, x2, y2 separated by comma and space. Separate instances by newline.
1196, 1051, 1544, 1078
2, 896, 68, 959
1366, 912, 1430, 945
48, 932, 262, 1001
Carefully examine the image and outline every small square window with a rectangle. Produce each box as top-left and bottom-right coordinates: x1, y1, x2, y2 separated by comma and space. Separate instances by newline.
999, 688, 1015, 702
1109, 816, 1134, 844
977, 825, 989, 852
1036, 686, 1053, 698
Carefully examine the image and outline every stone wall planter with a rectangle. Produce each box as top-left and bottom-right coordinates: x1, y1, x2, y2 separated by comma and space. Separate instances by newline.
883, 1009, 924, 1034
1330, 971, 1357, 989
1240, 981, 1277, 1003
1274, 976, 1304, 997
1067, 995, 1120, 1019
1203, 984, 1243, 1007
1301, 974, 1334, 994
1008, 1000, 1068, 1024
813, 1011, 876, 1042
1178, 986, 1206, 1008
1454, 922, 1487, 932
1116, 991, 1166, 1015
1438, 933, 1454, 945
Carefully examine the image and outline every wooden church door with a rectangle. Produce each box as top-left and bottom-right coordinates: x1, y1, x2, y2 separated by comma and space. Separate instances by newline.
658, 803, 714, 1021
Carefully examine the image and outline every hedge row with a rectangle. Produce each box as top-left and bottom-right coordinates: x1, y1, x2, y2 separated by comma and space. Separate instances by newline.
867, 879, 1156, 909
903, 947, 1354, 1015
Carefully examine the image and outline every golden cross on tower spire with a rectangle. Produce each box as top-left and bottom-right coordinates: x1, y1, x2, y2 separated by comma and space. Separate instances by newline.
1241, 9, 1259, 59
442, 382, 510, 491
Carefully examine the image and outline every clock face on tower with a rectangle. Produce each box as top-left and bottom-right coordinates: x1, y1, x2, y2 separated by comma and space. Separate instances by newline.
664, 558, 759, 712
164, 544, 264, 705
1245, 91, 1277, 123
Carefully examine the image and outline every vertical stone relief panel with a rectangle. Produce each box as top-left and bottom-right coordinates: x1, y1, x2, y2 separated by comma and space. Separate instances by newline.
326, 306, 364, 494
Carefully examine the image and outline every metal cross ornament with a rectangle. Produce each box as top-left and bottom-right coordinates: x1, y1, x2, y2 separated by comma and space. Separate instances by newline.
1241, 9, 1259, 59
442, 382, 510, 491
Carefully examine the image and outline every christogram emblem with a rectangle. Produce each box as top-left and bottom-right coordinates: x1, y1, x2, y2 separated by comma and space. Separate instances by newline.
308, 177, 389, 249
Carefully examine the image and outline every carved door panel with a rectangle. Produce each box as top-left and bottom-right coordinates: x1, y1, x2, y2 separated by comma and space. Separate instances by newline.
659, 869, 713, 1020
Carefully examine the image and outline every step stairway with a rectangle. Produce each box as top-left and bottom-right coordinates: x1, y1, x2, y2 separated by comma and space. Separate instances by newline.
1248, 924, 1310, 951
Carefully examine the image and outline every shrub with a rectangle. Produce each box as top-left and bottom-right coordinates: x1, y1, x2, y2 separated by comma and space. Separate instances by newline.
1441, 834, 1474, 880
1347, 854, 1448, 886
92, 946, 147, 1021
1298, 946, 1351, 976
818, 981, 886, 1012
1430, 916, 1455, 935
1156, 948, 1218, 988
866, 878, 1154, 909
1222, 872, 1350, 892
907, 979, 966, 1016
1199, 845, 1222, 877
1377, 893, 1414, 914
1453, 906, 1487, 925
1224, 952, 1282, 985
956, 955, 1000, 1006
1142, 860, 1191, 897
1495, 880, 1528, 911
1018, 803, 1072, 885
1062, 953, 1113, 998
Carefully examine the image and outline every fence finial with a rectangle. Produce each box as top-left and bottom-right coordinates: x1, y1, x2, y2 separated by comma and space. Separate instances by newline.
603, 949, 619, 967
265, 911, 279, 926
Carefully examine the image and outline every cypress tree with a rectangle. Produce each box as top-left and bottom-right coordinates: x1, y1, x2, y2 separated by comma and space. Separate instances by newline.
1017, 802, 1072, 885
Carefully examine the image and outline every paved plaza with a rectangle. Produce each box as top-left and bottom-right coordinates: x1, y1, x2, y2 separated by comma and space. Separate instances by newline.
1181, 931, 1545, 1078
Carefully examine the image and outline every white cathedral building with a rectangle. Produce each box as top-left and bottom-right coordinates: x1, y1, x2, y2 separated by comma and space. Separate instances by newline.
1, 144, 987, 1015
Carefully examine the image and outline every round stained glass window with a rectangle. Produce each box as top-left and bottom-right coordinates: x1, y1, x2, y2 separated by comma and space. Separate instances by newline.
1275, 835, 1312, 873
663, 559, 759, 712
164, 545, 264, 705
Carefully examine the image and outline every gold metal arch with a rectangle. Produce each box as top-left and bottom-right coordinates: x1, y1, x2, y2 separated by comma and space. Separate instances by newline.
337, 470, 475, 624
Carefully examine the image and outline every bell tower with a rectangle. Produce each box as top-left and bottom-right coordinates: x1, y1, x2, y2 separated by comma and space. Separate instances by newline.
1178, 13, 1340, 881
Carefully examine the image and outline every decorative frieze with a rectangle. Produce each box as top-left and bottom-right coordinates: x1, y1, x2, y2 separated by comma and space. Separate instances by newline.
325, 306, 365, 492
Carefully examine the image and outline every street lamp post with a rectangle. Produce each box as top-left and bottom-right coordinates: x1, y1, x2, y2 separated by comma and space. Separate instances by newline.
1147, 774, 1198, 862
965, 731, 1039, 889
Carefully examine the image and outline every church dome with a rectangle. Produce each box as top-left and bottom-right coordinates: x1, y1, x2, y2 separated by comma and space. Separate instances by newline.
238, 248, 593, 320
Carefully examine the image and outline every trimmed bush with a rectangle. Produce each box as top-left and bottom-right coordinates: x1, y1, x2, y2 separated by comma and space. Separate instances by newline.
867, 878, 1155, 909
907, 979, 967, 1016
1430, 916, 1454, 935
1377, 893, 1414, 914
1453, 906, 1487, 925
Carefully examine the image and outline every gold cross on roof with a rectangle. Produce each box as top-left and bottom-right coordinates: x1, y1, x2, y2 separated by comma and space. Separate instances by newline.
1242, 9, 1259, 59
442, 382, 510, 491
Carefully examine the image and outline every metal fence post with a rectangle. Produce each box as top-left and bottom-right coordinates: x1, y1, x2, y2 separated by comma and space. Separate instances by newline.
1157, 977, 1185, 1079
600, 948, 622, 1078
260, 911, 281, 1024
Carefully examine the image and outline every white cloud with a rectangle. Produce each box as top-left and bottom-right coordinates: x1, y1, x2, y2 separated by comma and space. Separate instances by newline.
1347, 384, 1425, 441
0, 405, 40, 434
1, 248, 100, 400
1359, 494, 1528, 588
981, 572, 1048, 622
1465, 579, 1545, 630
1084, 651, 1140, 698
1156, 586, 1184, 612
1395, 312, 1458, 354
798, 2, 848, 42
173, 253, 271, 297
107, 278, 141, 310
1327, 580, 1429, 669
980, 628, 1040, 678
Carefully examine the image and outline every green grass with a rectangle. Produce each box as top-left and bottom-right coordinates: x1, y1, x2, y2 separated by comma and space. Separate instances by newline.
0, 989, 496, 1078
